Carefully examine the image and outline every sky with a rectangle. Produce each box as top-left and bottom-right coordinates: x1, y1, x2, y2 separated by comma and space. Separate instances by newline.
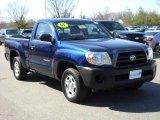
0, 0, 160, 22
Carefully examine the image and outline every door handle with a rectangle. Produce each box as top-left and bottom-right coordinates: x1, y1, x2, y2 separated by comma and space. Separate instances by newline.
31, 45, 36, 49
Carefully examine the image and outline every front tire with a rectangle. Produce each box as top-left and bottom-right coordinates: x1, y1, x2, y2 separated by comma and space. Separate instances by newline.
61, 68, 89, 103
12, 57, 28, 80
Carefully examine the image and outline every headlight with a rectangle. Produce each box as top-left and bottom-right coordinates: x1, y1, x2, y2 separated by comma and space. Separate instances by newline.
147, 47, 153, 60
85, 51, 112, 65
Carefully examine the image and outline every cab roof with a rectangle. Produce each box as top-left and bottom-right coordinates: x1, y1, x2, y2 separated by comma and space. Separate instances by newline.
37, 18, 93, 23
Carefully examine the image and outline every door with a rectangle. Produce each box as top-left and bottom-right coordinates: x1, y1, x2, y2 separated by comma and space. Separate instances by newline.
29, 22, 55, 76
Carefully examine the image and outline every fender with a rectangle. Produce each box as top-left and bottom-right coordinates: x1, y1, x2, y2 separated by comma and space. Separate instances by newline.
52, 47, 86, 80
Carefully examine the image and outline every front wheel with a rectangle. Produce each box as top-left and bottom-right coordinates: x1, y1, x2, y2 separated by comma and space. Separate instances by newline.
61, 68, 89, 103
12, 57, 28, 80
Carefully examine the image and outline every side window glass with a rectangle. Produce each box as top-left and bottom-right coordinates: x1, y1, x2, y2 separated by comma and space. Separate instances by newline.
35, 23, 53, 40
87, 24, 107, 36
87, 24, 97, 35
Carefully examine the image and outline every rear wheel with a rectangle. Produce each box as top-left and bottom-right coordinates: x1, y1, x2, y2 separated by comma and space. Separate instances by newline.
61, 68, 89, 103
12, 57, 28, 80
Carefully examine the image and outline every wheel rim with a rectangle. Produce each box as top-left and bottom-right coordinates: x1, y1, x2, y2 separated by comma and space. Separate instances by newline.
64, 75, 77, 98
14, 61, 20, 77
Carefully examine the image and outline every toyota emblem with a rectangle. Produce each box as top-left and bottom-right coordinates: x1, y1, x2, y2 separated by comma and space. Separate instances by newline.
130, 55, 136, 61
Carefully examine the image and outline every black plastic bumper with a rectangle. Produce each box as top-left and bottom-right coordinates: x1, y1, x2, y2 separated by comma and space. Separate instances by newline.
77, 60, 157, 90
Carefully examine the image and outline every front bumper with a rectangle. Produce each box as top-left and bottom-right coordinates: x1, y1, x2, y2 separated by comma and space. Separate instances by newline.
77, 60, 157, 90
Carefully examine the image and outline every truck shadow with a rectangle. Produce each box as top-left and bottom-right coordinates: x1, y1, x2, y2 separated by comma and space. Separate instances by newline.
25, 72, 160, 113
82, 82, 160, 113
26, 72, 62, 91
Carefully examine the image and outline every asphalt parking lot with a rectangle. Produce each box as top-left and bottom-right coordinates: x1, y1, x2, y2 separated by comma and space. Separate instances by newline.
0, 45, 160, 120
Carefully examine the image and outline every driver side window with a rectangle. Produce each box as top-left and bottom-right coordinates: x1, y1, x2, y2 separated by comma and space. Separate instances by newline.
35, 23, 53, 40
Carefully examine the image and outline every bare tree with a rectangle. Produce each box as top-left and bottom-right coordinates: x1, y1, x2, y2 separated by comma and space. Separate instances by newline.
92, 8, 112, 20
47, 0, 79, 18
7, 0, 29, 29
0, 22, 8, 29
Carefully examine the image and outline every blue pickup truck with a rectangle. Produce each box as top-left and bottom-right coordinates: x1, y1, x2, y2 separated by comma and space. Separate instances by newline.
5, 19, 157, 103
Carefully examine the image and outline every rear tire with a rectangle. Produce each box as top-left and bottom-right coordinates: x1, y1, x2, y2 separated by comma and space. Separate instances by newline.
12, 57, 28, 80
61, 68, 89, 103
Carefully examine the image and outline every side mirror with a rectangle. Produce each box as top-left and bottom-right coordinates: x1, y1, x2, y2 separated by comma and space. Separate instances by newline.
92, 28, 100, 34
112, 32, 117, 38
40, 34, 53, 42
112, 32, 119, 38
92, 28, 98, 32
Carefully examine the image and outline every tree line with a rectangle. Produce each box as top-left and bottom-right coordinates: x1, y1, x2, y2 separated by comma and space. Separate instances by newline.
93, 7, 160, 26
0, 0, 160, 29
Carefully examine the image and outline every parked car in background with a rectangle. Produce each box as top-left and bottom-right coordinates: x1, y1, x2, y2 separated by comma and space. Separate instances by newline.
125, 26, 140, 31
97, 20, 146, 44
147, 26, 160, 31
21, 29, 32, 38
144, 31, 160, 46
134, 28, 146, 32
125, 26, 146, 32
150, 32, 160, 53
0, 28, 19, 43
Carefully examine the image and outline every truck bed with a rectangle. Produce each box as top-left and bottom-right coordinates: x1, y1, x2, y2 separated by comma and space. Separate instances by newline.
5, 36, 30, 62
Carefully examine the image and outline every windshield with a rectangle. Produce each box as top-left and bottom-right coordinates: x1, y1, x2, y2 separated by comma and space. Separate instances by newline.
6, 29, 19, 35
23, 30, 32, 33
99, 21, 125, 31
55, 21, 112, 41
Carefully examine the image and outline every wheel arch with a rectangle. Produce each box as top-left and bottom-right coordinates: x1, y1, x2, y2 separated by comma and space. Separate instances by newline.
10, 50, 27, 70
54, 60, 78, 80
10, 50, 19, 69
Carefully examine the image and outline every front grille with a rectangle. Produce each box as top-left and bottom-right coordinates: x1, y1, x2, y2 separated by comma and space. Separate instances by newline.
116, 51, 147, 67
126, 34, 144, 43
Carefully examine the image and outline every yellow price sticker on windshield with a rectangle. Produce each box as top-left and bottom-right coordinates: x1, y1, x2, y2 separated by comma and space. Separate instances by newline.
57, 22, 69, 28
78, 25, 87, 29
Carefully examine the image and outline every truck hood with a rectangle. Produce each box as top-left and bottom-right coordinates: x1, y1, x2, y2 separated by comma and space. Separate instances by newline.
60, 38, 147, 52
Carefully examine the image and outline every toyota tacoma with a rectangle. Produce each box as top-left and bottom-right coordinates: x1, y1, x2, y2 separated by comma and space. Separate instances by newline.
4, 19, 157, 103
